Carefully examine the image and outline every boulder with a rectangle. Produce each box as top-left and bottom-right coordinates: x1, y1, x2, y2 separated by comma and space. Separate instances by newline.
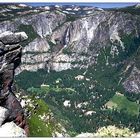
76, 133, 95, 137
0, 122, 26, 137
135, 132, 140, 137
0, 31, 28, 45
0, 106, 9, 126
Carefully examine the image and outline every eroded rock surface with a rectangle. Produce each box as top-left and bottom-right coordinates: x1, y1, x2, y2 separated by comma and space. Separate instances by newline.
0, 31, 29, 137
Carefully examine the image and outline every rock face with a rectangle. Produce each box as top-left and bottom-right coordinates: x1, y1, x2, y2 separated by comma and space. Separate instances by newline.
0, 31, 28, 137
0, 4, 139, 99
123, 67, 140, 94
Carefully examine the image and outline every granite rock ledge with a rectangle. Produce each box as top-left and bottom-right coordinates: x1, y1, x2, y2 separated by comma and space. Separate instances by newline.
0, 31, 28, 137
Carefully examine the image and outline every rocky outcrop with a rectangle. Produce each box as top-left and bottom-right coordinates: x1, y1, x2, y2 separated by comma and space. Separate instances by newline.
0, 121, 26, 137
0, 106, 9, 126
0, 31, 28, 137
0, 106, 26, 137
123, 67, 140, 94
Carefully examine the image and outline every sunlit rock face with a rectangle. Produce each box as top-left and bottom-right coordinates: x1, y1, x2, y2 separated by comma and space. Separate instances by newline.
0, 121, 26, 137
0, 106, 9, 126
123, 67, 140, 94
0, 5, 139, 74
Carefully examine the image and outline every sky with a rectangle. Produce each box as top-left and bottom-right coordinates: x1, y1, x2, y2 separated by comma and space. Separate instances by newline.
25, 3, 137, 8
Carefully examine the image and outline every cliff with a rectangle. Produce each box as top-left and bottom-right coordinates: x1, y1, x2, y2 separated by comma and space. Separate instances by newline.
0, 4, 140, 94
0, 31, 28, 137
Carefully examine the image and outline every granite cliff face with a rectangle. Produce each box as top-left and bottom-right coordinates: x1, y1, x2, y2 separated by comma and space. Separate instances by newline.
0, 4, 140, 94
0, 31, 28, 137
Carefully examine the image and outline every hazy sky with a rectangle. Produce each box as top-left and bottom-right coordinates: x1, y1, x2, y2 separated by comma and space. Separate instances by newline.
25, 3, 137, 8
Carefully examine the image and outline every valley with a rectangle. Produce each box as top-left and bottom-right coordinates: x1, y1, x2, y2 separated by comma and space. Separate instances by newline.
0, 3, 140, 137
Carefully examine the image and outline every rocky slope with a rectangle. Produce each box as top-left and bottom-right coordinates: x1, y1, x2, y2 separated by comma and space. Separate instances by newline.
15, 92, 69, 137
0, 31, 28, 137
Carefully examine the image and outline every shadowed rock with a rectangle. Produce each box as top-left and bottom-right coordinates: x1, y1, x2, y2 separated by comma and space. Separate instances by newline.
0, 31, 29, 136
